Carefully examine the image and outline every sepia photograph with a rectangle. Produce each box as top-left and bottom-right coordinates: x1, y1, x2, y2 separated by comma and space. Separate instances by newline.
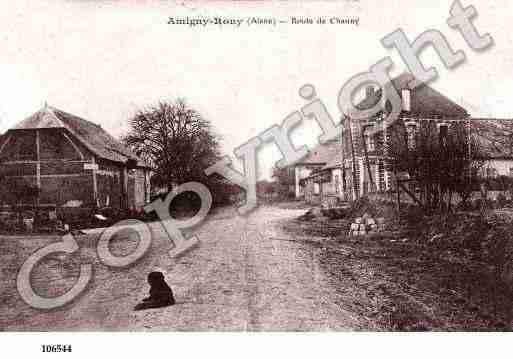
0, 0, 512, 357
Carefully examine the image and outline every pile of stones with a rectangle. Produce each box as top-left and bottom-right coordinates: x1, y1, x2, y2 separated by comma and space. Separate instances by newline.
348, 213, 386, 236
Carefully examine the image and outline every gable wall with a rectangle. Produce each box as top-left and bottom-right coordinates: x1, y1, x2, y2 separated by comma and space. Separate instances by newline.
0, 129, 95, 207
0, 127, 149, 209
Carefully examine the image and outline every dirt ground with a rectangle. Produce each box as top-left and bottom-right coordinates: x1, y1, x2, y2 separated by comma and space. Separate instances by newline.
281, 212, 513, 331
1, 203, 511, 331
0, 205, 362, 331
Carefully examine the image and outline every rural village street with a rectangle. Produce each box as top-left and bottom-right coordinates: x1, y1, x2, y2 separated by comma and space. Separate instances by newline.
1, 206, 363, 331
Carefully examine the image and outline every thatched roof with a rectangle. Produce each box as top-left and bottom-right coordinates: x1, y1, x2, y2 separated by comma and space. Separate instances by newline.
355, 72, 468, 119
10, 105, 151, 168
471, 118, 513, 159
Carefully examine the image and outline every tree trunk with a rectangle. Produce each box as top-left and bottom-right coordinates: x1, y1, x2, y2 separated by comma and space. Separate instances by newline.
447, 190, 453, 213
361, 131, 375, 191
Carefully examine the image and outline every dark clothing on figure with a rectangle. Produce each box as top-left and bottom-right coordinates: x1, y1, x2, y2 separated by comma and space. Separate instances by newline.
134, 272, 175, 311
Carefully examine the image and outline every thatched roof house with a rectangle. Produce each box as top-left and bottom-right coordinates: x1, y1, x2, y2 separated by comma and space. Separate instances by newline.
0, 105, 151, 211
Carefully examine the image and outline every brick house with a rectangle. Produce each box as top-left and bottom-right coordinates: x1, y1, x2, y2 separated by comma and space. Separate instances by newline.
298, 74, 513, 205
300, 73, 472, 204
339, 73, 470, 201
0, 105, 151, 213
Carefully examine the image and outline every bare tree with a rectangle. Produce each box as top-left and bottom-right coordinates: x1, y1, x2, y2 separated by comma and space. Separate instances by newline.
123, 99, 221, 192
386, 119, 483, 213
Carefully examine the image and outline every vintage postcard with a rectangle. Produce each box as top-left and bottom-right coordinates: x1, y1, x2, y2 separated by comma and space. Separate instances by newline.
0, 0, 512, 357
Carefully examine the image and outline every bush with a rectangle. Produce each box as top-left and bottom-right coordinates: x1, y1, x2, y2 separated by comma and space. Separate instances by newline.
486, 176, 513, 191
497, 192, 508, 208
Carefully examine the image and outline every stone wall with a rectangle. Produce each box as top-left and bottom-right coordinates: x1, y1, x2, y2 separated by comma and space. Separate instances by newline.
348, 213, 386, 236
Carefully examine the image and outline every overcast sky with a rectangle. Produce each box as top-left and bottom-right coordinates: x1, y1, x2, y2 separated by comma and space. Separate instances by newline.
0, 0, 511, 179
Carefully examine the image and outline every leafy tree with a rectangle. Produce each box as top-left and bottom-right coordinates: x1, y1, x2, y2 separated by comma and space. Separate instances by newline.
271, 165, 295, 199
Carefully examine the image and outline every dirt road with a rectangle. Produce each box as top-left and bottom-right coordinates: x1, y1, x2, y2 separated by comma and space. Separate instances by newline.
0, 206, 363, 331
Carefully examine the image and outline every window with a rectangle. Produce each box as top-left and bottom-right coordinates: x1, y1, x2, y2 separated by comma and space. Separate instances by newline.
354, 162, 361, 196
334, 175, 340, 193
485, 167, 497, 178
314, 183, 320, 195
486, 167, 497, 178
405, 121, 417, 150
378, 161, 385, 191
382, 127, 391, 156
439, 123, 449, 146
365, 135, 375, 152
351, 122, 360, 149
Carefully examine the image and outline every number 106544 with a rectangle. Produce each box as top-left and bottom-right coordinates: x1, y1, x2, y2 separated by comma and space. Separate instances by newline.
41, 345, 72, 353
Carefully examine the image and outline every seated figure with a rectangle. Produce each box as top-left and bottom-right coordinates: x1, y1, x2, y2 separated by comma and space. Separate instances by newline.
134, 271, 176, 311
